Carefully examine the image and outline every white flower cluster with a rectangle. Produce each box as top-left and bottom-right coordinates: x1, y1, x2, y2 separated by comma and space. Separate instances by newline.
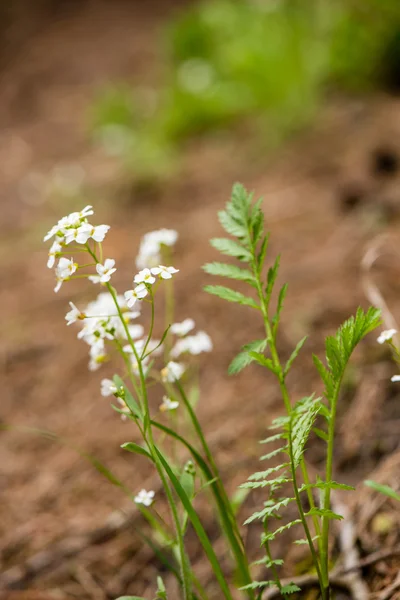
170, 319, 212, 358
136, 229, 178, 269
67, 292, 142, 371
44, 205, 111, 292
124, 266, 179, 308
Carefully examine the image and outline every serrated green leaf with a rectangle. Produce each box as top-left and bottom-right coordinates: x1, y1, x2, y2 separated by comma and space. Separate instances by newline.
272, 283, 288, 333
291, 398, 320, 468
294, 535, 319, 545
239, 581, 273, 591
284, 336, 307, 377
260, 446, 288, 461
121, 442, 153, 460
203, 262, 256, 286
218, 210, 247, 238
364, 480, 400, 502
228, 339, 267, 375
248, 463, 290, 481
266, 255, 281, 301
244, 497, 295, 524
242, 476, 291, 491
257, 234, 269, 272
313, 427, 329, 442
280, 583, 301, 594
204, 285, 259, 309
305, 507, 343, 520
262, 519, 302, 541
248, 351, 276, 371
259, 432, 285, 444
210, 237, 252, 262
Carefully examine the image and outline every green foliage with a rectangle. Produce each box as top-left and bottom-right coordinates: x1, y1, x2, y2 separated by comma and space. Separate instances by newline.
313, 307, 381, 404
90, 1, 400, 182
228, 339, 267, 375
364, 480, 400, 502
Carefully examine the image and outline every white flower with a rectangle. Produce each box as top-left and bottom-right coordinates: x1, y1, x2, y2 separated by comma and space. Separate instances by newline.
124, 283, 148, 308
151, 265, 179, 280
136, 229, 178, 269
160, 396, 179, 412
88, 340, 107, 371
43, 206, 94, 242
171, 331, 213, 357
65, 301, 85, 325
134, 268, 156, 285
134, 489, 155, 507
170, 318, 195, 337
54, 257, 77, 292
161, 361, 185, 382
128, 324, 145, 339
89, 259, 117, 284
100, 378, 118, 397
391, 375, 400, 382
47, 240, 62, 268
377, 329, 397, 344
90, 224, 110, 243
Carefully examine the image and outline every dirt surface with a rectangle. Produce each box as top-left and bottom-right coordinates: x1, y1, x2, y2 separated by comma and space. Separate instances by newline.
1, 2, 400, 599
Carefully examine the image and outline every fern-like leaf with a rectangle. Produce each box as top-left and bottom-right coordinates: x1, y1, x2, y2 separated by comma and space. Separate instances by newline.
228, 339, 267, 375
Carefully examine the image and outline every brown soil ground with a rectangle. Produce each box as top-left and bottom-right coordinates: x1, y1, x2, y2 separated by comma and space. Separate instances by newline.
1, 2, 400, 599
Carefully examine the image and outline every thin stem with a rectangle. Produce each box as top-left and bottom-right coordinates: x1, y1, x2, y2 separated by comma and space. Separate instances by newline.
141, 287, 155, 359
85, 243, 193, 599
175, 380, 255, 599
320, 380, 341, 592
301, 458, 321, 539
251, 249, 326, 598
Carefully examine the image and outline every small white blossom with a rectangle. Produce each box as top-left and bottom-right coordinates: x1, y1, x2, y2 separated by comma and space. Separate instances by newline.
171, 331, 213, 357
161, 361, 185, 382
89, 259, 117, 284
391, 375, 400, 382
43, 205, 94, 242
65, 301, 85, 325
101, 378, 118, 397
134, 489, 155, 507
128, 324, 145, 339
89, 224, 110, 243
47, 240, 62, 268
160, 396, 179, 412
377, 329, 397, 344
89, 340, 108, 371
124, 283, 148, 308
151, 265, 179, 280
134, 268, 156, 285
136, 229, 178, 269
54, 257, 77, 292
170, 318, 195, 337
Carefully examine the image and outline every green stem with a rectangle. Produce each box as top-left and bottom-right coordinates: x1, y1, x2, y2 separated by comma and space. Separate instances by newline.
320, 381, 341, 592
252, 252, 325, 598
175, 380, 255, 599
86, 243, 193, 599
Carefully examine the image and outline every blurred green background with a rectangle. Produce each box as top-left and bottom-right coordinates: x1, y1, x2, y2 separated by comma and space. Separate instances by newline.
89, 0, 400, 181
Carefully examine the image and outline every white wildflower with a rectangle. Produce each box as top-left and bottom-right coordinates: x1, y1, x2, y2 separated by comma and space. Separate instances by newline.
134, 489, 155, 507
136, 229, 178, 269
161, 361, 185, 382
128, 324, 145, 339
171, 330, 213, 357
54, 257, 77, 292
100, 378, 118, 397
134, 268, 156, 285
377, 329, 397, 344
124, 283, 148, 308
47, 240, 62, 268
65, 301, 85, 325
160, 396, 179, 412
151, 265, 179, 280
89, 259, 117, 284
170, 318, 195, 337
391, 375, 400, 382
